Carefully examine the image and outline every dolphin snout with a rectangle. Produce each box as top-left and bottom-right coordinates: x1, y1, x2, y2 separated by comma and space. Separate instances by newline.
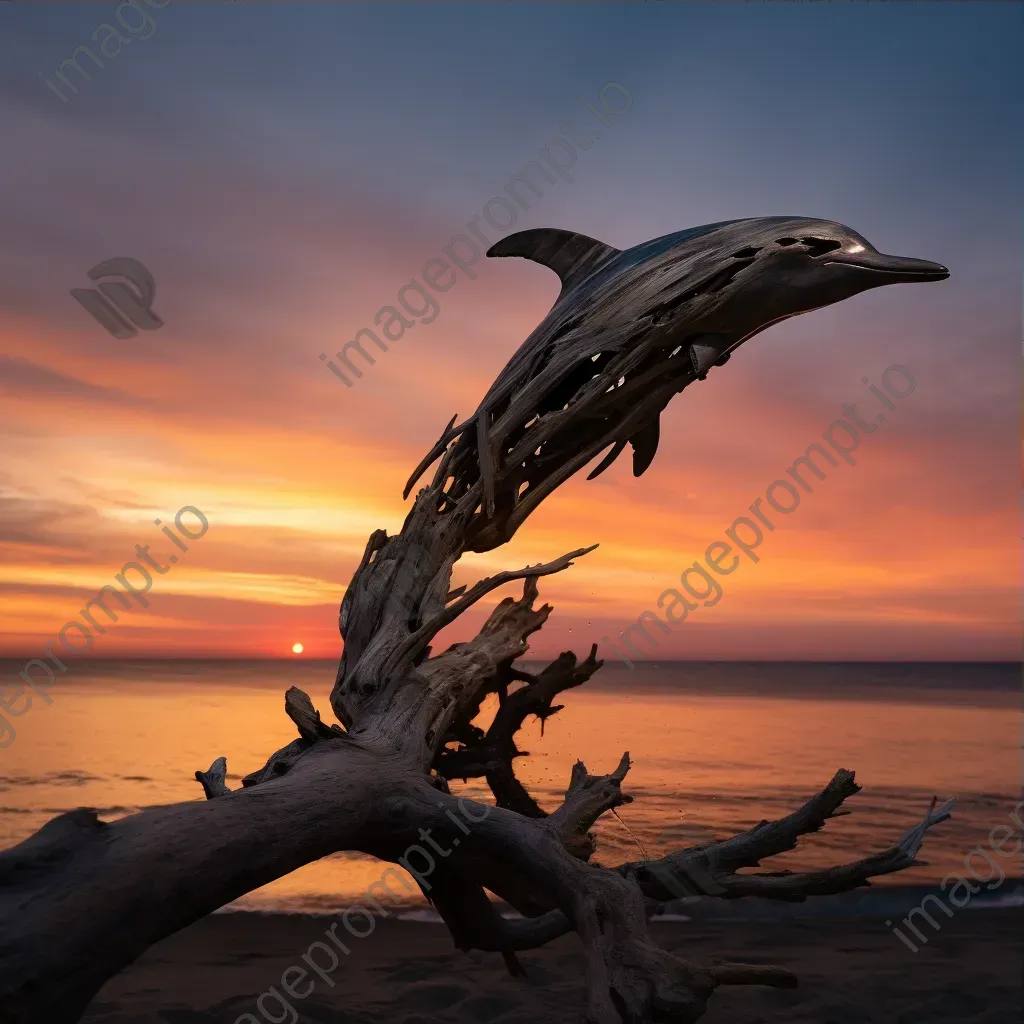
823, 249, 949, 281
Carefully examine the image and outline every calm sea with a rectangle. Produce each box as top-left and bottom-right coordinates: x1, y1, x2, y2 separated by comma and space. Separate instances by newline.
1, 659, 1019, 913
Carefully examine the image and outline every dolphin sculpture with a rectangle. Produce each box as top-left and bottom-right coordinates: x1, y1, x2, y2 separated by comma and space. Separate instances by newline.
405, 216, 947, 514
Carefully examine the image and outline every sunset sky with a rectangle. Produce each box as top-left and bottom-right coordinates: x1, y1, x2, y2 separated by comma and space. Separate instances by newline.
0, 2, 1019, 662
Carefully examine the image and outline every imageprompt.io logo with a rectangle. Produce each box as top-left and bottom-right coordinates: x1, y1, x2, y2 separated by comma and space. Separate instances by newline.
71, 257, 163, 339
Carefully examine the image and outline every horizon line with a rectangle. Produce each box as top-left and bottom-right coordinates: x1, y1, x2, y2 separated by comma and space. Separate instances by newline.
0, 655, 1018, 665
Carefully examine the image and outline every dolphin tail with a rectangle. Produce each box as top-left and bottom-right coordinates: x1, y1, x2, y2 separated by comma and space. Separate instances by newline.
630, 416, 661, 477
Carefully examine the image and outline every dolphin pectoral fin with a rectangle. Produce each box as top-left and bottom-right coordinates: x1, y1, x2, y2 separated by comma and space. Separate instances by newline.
689, 341, 720, 380
487, 228, 620, 292
630, 417, 661, 477
587, 439, 628, 480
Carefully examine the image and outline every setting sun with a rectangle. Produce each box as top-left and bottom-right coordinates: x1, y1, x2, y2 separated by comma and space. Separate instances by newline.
291, 643, 304, 655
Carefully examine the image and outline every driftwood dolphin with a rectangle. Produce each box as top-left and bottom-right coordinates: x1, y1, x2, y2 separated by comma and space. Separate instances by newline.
406, 217, 947, 514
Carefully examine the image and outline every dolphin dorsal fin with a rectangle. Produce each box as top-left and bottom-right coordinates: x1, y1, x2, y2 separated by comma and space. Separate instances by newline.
487, 228, 620, 292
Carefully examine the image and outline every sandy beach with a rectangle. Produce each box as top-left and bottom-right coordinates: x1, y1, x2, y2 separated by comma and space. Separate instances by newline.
82, 906, 1022, 1023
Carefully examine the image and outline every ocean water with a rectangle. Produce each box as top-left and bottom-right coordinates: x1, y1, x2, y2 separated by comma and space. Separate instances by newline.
0, 659, 1019, 914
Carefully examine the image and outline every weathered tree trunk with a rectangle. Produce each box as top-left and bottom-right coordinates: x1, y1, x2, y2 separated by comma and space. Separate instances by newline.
0, 225, 954, 1024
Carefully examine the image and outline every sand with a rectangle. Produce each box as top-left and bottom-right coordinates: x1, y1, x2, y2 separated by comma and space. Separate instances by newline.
81, 907, 1022, 1023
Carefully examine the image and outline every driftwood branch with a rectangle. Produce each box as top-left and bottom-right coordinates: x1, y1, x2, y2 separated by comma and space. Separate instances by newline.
382, 543, 598, 683
194, 756, 230, 799
618, 770, 956, 904
434, 639, 605, 821
0, 220, 953, 1024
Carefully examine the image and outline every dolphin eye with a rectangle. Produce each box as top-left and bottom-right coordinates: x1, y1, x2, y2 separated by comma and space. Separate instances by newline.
800, 237, 844, 257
